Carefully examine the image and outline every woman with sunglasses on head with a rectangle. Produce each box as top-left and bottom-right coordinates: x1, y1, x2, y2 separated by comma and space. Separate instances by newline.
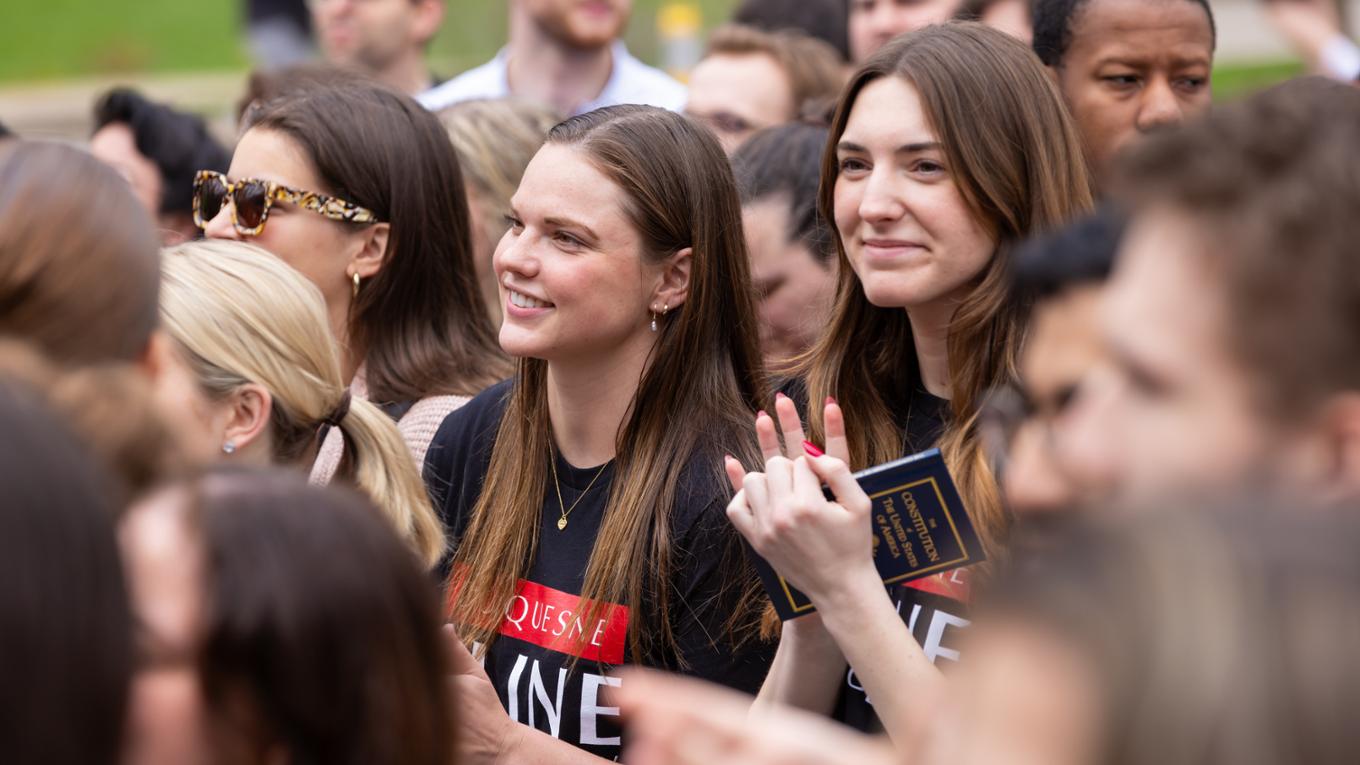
424, 105, 773, 763
154, 240, 444, 568
725, 22, 1093, 746
197, 82, 509, 477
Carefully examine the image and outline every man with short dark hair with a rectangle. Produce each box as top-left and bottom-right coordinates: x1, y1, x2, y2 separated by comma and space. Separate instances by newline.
420, 0, 685, 117
311, 0, 445, 96
90, 88, 231, 245
993, 208, 1122, 517
1058, 78, 1360, 507
1032, 0, 1215, 185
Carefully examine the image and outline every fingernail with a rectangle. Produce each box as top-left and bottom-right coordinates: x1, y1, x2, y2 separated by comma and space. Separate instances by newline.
723, 453, 734, 462
757, 410, 767, 418
825, 396, 837, 405
776, 392, 787, 400
802, 440, 825, 457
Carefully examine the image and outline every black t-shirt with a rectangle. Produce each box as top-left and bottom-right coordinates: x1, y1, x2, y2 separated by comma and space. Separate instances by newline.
424, 380, 774, 761
779, 378, 971, 733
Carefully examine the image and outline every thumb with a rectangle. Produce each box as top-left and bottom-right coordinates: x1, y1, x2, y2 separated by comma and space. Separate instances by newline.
806, 454, 867, 515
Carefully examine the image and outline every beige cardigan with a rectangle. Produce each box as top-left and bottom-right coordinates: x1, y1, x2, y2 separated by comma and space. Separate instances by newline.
309, 368, 470, 485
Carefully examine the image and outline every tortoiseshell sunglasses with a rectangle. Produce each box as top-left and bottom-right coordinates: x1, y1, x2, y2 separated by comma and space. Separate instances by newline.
192, 170, 380, 236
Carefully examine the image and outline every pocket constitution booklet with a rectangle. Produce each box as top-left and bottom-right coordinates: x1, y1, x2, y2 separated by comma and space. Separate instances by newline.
748, 448, 986, 620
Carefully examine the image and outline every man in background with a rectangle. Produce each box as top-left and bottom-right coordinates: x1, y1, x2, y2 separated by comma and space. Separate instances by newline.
311, 0, 446, 96
420, 0, 685, 117
848, 0, 962, 63
685, 25, 844, 154
1032, 0, 1216, 186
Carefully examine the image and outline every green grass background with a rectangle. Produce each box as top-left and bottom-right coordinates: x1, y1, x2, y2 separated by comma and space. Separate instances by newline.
0, 0, 1302, 97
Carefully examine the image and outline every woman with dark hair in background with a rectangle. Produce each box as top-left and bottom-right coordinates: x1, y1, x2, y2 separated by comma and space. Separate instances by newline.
120, 467, 452, 765
0, 376, 132, 765
425, 104, 773, 763
726, 21, 1092, 745
90, 87, 231, 244
731, 122, 839, 364
199, 82, 510, 476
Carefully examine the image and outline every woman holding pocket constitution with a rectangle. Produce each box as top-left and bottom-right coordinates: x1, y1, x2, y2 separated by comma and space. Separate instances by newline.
725, 21, 1093, 746
422, 105, 774, 763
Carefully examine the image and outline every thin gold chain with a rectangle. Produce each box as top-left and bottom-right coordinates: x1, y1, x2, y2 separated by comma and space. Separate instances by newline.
548, 448, 609, 531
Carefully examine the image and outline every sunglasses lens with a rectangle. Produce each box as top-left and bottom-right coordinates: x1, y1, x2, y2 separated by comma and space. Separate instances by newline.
195, 175, 227, 226
233, 182, 269, 231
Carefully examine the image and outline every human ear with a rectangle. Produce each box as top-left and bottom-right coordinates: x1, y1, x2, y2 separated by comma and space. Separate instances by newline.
347, 222, 392, 282
413, 0, 446, 44
221, 383, 273, 455
650, 246, 693, 314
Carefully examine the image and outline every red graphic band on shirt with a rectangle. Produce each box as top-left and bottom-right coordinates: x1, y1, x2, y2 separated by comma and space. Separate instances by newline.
906, 568, 972, 603
493, 579, 630, 664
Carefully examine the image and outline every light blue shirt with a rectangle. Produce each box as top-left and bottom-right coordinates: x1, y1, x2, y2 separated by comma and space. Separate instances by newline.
418, 41, 687, 115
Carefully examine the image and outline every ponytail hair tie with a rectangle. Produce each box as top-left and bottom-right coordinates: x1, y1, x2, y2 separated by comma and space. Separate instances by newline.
322, 390, 352, 428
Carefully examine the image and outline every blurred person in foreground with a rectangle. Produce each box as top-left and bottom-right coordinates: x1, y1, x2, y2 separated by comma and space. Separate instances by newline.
685, 25, 845, 154
438, 98, 561, 325
91, 88, 231, 245
310, 0, 446, 96
615, 505, 1360, 765
0, 375, 133, 765
420, 0, 685, 116
1032, 0, 1216, 186
982, 208, 1122, 520
0, 141, 161, 368
120, 467, 452, 765
1058, 77, 1360, 509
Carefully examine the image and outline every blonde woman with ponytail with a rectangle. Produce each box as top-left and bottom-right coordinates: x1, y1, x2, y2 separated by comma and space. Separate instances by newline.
153, 240, 444, 567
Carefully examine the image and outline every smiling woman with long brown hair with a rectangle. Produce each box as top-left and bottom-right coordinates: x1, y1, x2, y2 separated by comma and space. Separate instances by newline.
725, 21, 1093, 747
424, 104, 773, 763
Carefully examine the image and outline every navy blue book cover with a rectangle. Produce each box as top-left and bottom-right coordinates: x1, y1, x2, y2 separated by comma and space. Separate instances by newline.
747, 448, 986, 620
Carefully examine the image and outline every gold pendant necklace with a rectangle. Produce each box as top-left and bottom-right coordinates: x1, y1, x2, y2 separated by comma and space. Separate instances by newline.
549, 448, 609, 531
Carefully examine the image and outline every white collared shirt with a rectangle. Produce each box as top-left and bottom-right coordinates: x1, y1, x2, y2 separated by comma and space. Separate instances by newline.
418, 41, 686, 115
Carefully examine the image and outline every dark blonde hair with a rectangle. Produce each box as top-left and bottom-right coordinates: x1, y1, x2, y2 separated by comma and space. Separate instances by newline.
449, 106, 769, 664
801, 23, 1093, 555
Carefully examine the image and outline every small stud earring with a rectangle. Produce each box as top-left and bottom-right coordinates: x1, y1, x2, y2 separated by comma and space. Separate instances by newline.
222, 441, 237, 455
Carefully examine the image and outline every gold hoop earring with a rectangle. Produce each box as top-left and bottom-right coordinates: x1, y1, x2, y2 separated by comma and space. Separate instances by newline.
351, 271, 361, 299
